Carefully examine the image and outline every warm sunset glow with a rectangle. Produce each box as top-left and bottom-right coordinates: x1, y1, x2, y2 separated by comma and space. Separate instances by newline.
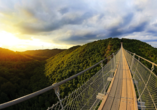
0, 31, 20, 46
0, 0, 156, 49
0, 31, 53, 51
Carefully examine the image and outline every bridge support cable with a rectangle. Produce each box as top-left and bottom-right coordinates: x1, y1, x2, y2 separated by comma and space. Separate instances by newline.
124, 49, 157, 110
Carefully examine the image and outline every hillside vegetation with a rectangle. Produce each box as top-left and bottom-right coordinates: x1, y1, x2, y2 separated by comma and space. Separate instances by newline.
122, 38, 157, 74
45, 38, 120, 97
1, 38, 157, 110
0, 48, 64, 110
22, 49, 65, 60
122, 38, 157, 63
0, 48, 64, 61
0, 38, 121, 110
0, 48, 32, 61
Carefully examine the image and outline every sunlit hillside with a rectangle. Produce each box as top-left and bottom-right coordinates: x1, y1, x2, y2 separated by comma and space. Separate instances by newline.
23, 49, 65, 58
1, 38, 157, 110
0, 48, 29, 61
45, 38, 120, 97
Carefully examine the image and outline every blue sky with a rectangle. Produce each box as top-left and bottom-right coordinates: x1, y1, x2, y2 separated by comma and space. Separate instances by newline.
0, 0, 157, 51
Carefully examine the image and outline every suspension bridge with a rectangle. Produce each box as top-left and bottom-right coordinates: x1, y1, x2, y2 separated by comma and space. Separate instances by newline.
1, 43, 157, 110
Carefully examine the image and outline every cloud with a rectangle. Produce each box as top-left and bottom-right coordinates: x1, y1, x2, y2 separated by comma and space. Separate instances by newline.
59, 7, 70, 15
147, 42, 157, 48
1, 0, 157, 50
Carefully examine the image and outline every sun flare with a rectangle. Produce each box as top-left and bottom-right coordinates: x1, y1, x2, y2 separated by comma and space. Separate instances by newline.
0, 31, 53, 51
0, 31, 21, 46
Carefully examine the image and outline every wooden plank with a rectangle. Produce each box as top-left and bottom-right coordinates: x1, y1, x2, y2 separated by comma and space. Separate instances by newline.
102, 52, 122, 110
123, 48, 138, 110
109, 78, 119, 97
119, 69, 127, 110
103, 78, 119, 110
126, 69, 133, 110
111, 68, 123, 110
102, 97, 114, 110
128, 68, 138, 110
129, 69, 138, 110
98, 60, 120, 110
111, 99, 121, 110
110, 53, 123, 110
102, 67, 121, 110
122, 46, 138, 110
99, 47, 138, 110
119, 51, 127, 110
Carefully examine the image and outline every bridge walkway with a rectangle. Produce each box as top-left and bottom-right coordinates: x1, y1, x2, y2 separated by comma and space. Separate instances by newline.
98, 47, 138, 110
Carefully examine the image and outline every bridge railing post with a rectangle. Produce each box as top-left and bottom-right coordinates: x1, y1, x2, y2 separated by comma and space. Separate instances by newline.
54, 86, 64, 110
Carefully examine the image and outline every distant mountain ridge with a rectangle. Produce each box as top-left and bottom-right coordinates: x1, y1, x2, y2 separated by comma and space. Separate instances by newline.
0, 48, 27, 61
23, 49, 65, 58
0, 48, 65, 61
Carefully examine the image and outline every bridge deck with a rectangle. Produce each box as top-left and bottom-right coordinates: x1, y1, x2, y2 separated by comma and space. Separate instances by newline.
98, 48, 138, 110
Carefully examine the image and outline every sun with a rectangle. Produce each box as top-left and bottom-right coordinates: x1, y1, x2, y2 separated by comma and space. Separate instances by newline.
0, 31, 71, 51
0, 31, 53, 51
0, 31, 20, 47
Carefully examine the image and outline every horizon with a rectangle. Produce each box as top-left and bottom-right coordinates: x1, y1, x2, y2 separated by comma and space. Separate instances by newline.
0, 0, 157, 51
0, 38, 156, 52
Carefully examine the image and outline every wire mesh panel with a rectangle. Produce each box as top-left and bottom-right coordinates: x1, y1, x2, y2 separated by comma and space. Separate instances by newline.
124, 49, 157, 110
47, 50, 121, 110
116, 49, 121, 64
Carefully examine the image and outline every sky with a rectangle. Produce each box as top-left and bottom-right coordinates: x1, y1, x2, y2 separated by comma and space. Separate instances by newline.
0, 0, 157, 51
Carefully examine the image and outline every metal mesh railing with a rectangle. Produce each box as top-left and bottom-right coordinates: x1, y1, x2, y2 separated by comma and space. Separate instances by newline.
47, 50, 121, 110
124, 49, 157, 110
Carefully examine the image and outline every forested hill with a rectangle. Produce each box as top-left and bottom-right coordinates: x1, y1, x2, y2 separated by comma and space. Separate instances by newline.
0, 48, 30, 61
122, 38, 157, 74
0, 48, 64, 110
45, 38, 157, 101
22, 49, 65, 59
0, 48, 64, 61
45, 38, 120, 81
122, 38, 157, 64
45, 38, 121, 96
1, 38, 157, 110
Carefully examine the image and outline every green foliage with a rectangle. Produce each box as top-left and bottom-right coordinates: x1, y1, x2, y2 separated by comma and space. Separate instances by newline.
0, 48, 30, 61
45, 38, 120, 98
22, 49, 65, 60
4, 38, 157, 109
0, 48, 65, 110
0, 48, 64, 61
122, 38, 157, 74
0, 60, 52, 110
0, 38, 121, 109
